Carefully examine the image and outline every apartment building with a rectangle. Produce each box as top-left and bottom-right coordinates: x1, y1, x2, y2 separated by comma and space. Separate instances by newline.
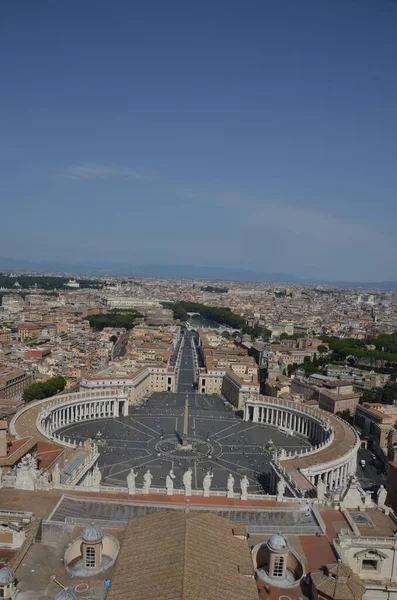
0, 368, 32, 403
80, 326, 180, 402
0, 328, 12, 343
80, 362, 176, 402
318, 381, 361, 415
221, 369, 260, 409
355, 402, 397, 453
17, 322, 57, 341
197, 329, 259, 407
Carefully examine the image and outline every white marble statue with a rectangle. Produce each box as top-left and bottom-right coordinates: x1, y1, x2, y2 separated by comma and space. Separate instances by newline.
127, 468, 137, 494
183, 468, 193, 496
27, 454, 38, 470
277, 478, 286, 499
166, 469, 175, 495
52, 463, 61, 487
203, 470, 213, 497
143, 469, 153, 494
15, 455, 39, 491
316, 477, 326, 502
377, 484, 388, 508
227, 473, 235, 498
240, 475, 249, 500
93, 465, 102, 487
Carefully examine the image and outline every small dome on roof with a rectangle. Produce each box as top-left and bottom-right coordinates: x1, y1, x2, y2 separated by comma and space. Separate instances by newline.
81, 522, 104, 544
54, 589, 78, 600
0, 567, 15, 584
267, 532, 289, 552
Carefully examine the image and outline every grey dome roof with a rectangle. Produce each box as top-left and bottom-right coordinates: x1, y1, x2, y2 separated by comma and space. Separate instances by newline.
81, 521, 104, 543
267, 532, 289, 552
0, 567, 15, 584
54, 590, 78, 600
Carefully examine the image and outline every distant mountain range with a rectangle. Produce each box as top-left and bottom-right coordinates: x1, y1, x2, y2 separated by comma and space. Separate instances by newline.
1, 255, 397, 290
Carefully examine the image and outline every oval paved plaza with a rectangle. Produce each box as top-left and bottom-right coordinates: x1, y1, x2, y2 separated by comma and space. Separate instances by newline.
58, 392, 312, 493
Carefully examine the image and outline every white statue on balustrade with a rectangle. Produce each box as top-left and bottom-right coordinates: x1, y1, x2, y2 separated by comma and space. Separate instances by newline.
183, 468, 193, 496
277, 478, 286, 500
15, 454, 39, 491
377, 485, 388, 508
166, 469, 175, 495
127, 468, 138, 494
143, 469, 153, 494
52, 463, 61, 487
203, 470, 213, 497
240, 475, 249, 500
316, 477, 326, 502
92, 465, 102, 487
227, 473, 235, 498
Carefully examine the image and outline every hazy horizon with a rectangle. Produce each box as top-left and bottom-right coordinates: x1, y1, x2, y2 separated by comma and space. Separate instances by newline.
3, 255, 397, 287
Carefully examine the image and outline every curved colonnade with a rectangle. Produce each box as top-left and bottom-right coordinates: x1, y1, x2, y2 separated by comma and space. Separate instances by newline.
37, 390, 129, 447
10, 391, 129, 487
11, 390, 360, 498
244, 396, 360, 495
11, 389, 129, 446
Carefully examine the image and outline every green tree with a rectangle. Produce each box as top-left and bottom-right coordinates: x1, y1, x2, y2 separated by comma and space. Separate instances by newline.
318, 345, 328, 354
279, 332, 305, 340
287, 363, 299, 376
85, 310, 141, 331
336, 409, 353, 425
23, 376, 66, 403
110, 335, 118, 344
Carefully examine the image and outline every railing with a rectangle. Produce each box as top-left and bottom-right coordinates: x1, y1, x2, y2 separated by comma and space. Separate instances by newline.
0, 509, 33, 519
248, 525, 320, 534
55, 482, 284, 501
61, 443, 100, 487
336, 535, 397, 545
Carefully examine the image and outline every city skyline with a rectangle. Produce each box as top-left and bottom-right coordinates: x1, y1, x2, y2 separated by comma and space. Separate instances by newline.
1, 0, 397, 280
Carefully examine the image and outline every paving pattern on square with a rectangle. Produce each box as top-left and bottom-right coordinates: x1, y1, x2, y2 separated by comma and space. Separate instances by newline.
57, 392, 312, 493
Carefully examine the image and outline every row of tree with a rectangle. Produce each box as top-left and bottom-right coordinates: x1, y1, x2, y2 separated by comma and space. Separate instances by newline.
162, 301, 271, 340
85, 310, 142, 331
23, 376, 66, 403
361, 381, 397, 405
321, 334, 397, 364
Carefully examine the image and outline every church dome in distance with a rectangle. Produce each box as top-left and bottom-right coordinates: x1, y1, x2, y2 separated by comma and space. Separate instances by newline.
267, 532, 289, 552
54, 589, 78, 600
81, 521, 104, 544
0, 567, 16, 584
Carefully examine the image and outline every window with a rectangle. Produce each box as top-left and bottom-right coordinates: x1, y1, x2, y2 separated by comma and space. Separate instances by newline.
273, 556, 284, 577
362, 559, 378, 571
85, 546, 96, 568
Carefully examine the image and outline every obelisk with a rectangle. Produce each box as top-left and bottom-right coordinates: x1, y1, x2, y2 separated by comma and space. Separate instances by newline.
182, 394, 189, 446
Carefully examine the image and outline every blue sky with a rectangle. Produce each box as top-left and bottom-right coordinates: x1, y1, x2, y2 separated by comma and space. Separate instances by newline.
1, 0, 397, 281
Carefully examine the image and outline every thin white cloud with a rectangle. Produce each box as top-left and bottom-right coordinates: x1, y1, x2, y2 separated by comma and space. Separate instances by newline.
178, 184, 388, 248
55, 163, 158, 182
